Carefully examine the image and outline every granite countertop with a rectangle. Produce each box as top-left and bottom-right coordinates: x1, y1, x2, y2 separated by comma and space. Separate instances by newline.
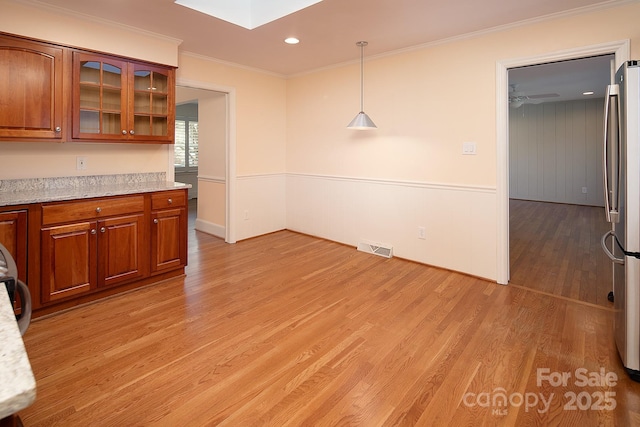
0, 285, 36, 419
0, 173, 191, 207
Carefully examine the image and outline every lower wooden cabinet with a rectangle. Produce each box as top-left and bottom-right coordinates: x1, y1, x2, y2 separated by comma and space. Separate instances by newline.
41, 221, 96, 302
40, 213, 146, 303
0, 209, 28, 314
150, 191, 187, 274
0, 210, 27, 280
98, 213, 145, 287
36, 189, 187, 311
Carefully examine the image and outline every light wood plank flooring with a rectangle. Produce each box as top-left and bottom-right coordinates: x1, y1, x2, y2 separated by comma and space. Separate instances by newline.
18, 226, 640, 425
510, 199, 613, 307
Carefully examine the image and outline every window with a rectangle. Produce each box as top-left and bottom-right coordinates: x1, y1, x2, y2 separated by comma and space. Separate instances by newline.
174, 119, 198, 170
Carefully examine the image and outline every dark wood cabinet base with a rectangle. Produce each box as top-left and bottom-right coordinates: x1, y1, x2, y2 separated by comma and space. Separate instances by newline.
0, 414, 23, 427
32, 269, 185, 319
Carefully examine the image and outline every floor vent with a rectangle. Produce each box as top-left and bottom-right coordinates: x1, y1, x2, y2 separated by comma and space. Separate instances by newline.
357, 242, 393, 259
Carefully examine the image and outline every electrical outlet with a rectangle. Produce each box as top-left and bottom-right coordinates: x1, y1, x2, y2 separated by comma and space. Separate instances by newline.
582, 187, 588, 194
418, 226, 426, 240
76, 156, 87, 170
243, 210, 249, 220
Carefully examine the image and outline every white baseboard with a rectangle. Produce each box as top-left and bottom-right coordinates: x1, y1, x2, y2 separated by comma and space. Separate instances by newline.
195, 218, 226, 239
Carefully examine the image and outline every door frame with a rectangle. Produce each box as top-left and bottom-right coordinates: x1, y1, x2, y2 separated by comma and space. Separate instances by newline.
495, 40, 630, 284
175, 78, 237, 244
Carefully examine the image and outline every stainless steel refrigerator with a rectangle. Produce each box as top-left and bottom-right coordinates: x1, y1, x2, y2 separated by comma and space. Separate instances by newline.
602, 60, 640, 381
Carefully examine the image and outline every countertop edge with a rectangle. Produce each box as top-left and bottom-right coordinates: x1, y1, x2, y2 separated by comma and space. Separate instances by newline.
0, 181, 191, 207
0, 286, 36, 419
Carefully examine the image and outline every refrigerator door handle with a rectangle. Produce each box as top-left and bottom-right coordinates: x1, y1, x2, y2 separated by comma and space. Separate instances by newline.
603, 84, 620, 223
601, 230, 625, 264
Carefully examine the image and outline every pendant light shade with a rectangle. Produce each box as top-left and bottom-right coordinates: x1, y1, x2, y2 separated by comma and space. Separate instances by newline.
347, 111, 377, 129
347, 41, 377, 130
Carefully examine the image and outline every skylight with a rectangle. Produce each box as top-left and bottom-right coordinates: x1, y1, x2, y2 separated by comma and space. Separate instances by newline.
174, 0, 323, 30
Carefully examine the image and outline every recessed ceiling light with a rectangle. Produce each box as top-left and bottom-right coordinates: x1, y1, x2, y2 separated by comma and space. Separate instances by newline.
583, 91, 595, 95
285, 37, 300, 44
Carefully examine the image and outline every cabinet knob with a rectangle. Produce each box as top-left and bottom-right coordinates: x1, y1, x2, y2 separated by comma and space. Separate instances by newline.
96, 207, 102, 213
55, 126, 61, 132
168, 198, 172, 204
153, 218, 159, 224
129, 130, 135, 135
91, 229, 97, 235
122, 130, 127, 135
100, 227, 106, 233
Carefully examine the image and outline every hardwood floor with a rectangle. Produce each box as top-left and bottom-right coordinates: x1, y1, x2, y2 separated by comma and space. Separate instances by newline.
18, 226, 640, 425
510, 199, 613, 307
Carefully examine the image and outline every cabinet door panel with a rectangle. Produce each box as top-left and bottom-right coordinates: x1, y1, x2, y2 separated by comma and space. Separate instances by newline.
0, 210, 28, 314
0, 35, 63, 139
151, 207, 186, 273
0, 210, 27, 281
129, 61, 175, 142
41, 222, 96, 303
98, 214, 145, 287
73, 52, 128, 140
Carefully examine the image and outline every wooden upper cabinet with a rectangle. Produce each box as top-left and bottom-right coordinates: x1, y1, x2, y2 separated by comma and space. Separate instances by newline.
73, 52, 128, 141
0, 35, 64, 140
72, 51, 175, 143
129, 62, 175, 142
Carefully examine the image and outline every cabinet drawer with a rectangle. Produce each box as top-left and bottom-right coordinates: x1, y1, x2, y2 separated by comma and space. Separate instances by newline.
151, 191, 185, 210
42, 195, 145, 225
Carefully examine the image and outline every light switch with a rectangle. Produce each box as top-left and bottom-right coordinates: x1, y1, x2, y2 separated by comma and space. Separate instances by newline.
462, 142, 477, 155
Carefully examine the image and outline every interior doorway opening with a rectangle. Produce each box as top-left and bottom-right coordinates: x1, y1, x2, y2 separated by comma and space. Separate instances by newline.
175, 81, 236, 243
507, 55, 614, 306
495, 40, 630, 286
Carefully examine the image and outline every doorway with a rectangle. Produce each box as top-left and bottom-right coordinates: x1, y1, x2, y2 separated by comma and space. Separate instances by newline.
175, 80, 237, 243
507, 55, 613, 306
495, 40, 630, 287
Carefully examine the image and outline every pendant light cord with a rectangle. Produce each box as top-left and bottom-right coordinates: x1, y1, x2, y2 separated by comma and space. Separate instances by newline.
357, 41, 367, 113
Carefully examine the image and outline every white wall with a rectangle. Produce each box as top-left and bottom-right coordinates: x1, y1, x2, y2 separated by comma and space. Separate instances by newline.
287, 174, 497, 279
237, 174, 286, 241
509, 99, 605, 206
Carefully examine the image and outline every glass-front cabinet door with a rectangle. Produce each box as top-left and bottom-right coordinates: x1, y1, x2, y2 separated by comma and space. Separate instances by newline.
129, 62, 174, 142
73, 52, 128, 140
72, 52, 175, 143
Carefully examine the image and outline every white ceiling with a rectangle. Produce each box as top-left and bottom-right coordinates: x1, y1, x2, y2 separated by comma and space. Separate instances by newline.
509, 54, 615, 106
31, 0, 623, 76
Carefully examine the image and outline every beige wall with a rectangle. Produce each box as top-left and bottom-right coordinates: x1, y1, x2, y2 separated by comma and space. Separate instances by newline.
176, 54, 287, 177
0, 0, 179, 66
0, 142, 170, 179
176, 53, 288, 241
286, 3, 640, 186
285, 2, 640, 280
0, 0, 180, 180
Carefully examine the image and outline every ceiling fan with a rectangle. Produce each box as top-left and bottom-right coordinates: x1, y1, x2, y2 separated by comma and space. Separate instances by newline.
509, 84, 559, 108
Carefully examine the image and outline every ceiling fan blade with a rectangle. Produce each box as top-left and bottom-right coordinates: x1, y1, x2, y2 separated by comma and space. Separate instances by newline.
526, 93, 559, 99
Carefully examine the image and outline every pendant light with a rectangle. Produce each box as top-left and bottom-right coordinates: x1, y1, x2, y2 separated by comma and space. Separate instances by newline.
347, 41, 377, 130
